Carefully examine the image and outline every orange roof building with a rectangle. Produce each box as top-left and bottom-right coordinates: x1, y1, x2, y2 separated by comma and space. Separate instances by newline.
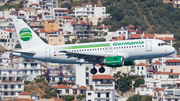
152, 61, 162, 65
19, 91, 31, 95
135, 63, 150, 66
4, 98, 34, 101
165, 59, 180, 63
92, 75, 114, 79
52, 84, 71, 89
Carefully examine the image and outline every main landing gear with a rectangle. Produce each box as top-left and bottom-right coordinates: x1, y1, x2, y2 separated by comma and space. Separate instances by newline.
90, 65, 105, 74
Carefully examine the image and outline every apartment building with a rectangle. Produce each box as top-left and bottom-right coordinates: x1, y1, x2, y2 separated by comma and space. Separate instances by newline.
18, 10, 35, 21
93, 24, 111, 35
135, 63, 151, 76
53, 8, 68, 19
78, 15, 104, 26
0, 66, 24, 100
57, 16, 74, 27
52, 84, 86, 99
73, 4, 106, 18
48, 34, 65, 45
44, 20, 59, 32
86, 75, 116, 101
13, 61, 43, 81
46, 64, 76, 86
156, 34, 175, 46
0, 29, 19, 50
165, 59, 180, 73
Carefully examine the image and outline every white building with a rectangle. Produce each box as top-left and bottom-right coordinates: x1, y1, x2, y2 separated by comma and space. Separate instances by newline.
106, 27, 130, 41
53, 8, 68, 19
13, 61, 43, 81
0, 29, 19, 50
52, 84, 87, 99
135, 63, 151, 76
73, 4, 106, 18
0, 66, 24, 100
18, 10, 35, 21
86, 75, 116, 101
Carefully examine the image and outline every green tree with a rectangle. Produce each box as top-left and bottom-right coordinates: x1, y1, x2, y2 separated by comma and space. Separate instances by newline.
57, 81, 66, 85
83, 0, 88, 3
119, 73, 132, 95
65, 40, 72, 44
15, 44, 21, 48
127, 94, 142, 101
76, 94, 83, 100
133, 78, 145, 89
61, 3, 71, 10
62, 95, 74, 100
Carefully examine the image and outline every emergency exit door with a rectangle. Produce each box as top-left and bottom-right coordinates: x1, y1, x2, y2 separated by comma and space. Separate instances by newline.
45, 48, 51, 58
146, 40, 152, 51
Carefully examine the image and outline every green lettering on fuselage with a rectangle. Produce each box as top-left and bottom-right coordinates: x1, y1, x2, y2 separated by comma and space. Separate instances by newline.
113, 41, 144, 46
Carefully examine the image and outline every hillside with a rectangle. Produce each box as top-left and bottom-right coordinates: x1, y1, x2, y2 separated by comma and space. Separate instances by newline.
62, 0, 180, 50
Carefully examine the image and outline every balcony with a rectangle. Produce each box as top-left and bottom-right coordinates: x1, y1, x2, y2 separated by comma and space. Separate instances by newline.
1, 80, 23, 84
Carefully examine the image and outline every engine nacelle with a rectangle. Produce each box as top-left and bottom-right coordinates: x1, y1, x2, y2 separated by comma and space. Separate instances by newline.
124, 60, 134, 66
105, 56, 124, 67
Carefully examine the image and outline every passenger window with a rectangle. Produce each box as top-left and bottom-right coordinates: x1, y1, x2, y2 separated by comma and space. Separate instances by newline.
124, 47, 126, 48
114, 47, 115, 49
116, 47, 118, 49
137, 46, 139, 47
142, 45, 144, 47
79, 50, 81, 52
98, 48, 99, 50
90, 49, 91, 51
72, 50, 73, 52
95, 49, 96, 51
158, 43, 160, 46
103, 48, 104, 50
92, 49, 94, 51
119, 47, 120, 49
121, 47, 123, 49
74, 50, 76, 52
77, 50, 78, 52
140, 45, 141, 47
134, 46, 136, 48
100, 48, 102, 50
132, 46, 133, 48
85, 49, 86, 51
127, 46, 128, 48
129, 46, 131, 48
87, 49, 89, 51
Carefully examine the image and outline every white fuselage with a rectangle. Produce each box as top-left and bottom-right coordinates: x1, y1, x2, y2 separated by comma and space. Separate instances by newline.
13, 39, 175, 64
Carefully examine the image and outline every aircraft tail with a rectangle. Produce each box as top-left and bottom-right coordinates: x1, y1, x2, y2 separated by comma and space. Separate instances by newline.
13, 19, 47, 49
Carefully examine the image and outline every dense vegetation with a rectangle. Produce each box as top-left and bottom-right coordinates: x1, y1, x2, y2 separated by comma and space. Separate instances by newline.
127, 94, 152, 101
0, 0, 24, 11
113, 71, 144, 95
100, 0, 180, 49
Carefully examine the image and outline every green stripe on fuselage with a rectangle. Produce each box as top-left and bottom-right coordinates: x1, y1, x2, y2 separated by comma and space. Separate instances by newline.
56, 43, 110, 50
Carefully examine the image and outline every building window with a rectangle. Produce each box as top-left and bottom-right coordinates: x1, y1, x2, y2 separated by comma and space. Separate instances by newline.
88, 100, 91, 101
168, 99, 171, 101
175, 99, 178, 101
88, 93, 91, 95
24, 63, 27, 68
4, 92, 8, 95
106, 93, 109, 97
11, 85, 14, 89
66, 90, 69, 93
98, 93, 100, 97
18, 85, 21, 88
59, 39, 61, 42
142, 67, 143, 70
4, 85, 8, 89
137, 67, 139, 70
11, 92, 14, 95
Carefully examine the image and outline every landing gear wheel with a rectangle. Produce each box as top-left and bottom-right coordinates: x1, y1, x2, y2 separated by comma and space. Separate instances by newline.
91, 68, 97, 74
99, 67, 105, 73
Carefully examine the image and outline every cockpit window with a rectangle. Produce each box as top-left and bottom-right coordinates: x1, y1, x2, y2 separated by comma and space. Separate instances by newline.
158, 43, 168, 46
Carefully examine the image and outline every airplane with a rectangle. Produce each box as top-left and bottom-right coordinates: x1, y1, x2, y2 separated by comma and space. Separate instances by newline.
12, 19, 175, 74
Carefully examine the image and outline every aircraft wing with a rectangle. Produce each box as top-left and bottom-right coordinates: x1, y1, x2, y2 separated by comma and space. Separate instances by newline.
60, 51, 105, 64
13, 50, 36, 54
60, 51, 129, 64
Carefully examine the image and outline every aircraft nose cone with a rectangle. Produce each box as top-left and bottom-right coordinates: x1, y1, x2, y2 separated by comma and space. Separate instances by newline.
169, 46, 175, 54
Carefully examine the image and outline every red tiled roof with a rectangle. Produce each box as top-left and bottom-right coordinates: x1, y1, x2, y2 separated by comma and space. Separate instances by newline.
46, 20, 53, 22
54, 9, 68, 11
112, 37, 124, 41
29, 3, 39, 6
152, 61, 162, 65
92, 75, 114, 79
96, 24, 111, 28
136, 63, 150, 66
176, 79, 180, 81
153, 88, 164, 92
140, 85, 147, 87
63, 16, 73, 19
169, 73, 180, 75
50, 97, 63, 101
3, 29, 16, 32
165, 59, 180, 63
4, 98, 34, 101
143, 34, 155, 38
156, 37, 174, 41
129, 34, 142, 39
0, 17, 5, 19
177, 55, 180, 57
78, 86, 87, 90
44, 12, 50, 14
129, 29, 136, 32
69, 21, 76, 24
125, 25, 134, 28
154, 72, 171, 74
19, 91, 31, 95
79, 21, 86, 24
23, 10, 31, 12
52, 84, 71, 89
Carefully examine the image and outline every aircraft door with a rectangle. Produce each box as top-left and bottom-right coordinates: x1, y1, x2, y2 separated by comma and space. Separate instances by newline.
146, 40, 152, 51
45, 48, 51, 58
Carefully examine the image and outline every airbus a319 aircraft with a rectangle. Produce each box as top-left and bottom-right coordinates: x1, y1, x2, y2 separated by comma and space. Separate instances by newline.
13, 19, 175, 74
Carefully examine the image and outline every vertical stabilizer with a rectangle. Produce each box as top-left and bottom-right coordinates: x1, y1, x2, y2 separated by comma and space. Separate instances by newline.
13, 19, 47, 49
